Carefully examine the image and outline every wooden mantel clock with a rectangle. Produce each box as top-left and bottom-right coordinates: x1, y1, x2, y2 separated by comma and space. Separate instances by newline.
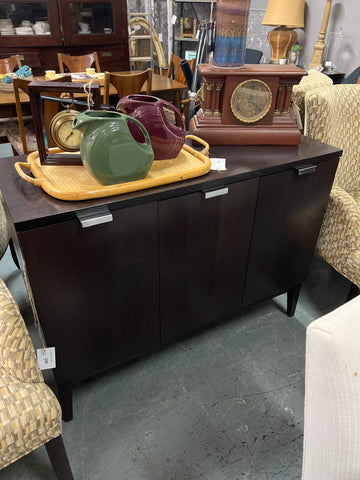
189, 64, 307, 145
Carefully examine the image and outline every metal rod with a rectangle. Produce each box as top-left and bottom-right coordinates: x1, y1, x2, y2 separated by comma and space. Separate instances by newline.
40, 95, 117, 111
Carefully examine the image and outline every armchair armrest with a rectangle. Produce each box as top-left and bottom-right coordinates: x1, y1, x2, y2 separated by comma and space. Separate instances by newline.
317, 186, 360, 287
0, 279, 43, 383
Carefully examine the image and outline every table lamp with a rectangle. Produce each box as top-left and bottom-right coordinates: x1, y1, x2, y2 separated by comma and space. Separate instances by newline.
262, 0, 305, 63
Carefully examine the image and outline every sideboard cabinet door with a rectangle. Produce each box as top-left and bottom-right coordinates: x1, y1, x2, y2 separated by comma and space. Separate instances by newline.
243, 158, 339, 307
159, 178, 259, 342
17, 202, 159, 385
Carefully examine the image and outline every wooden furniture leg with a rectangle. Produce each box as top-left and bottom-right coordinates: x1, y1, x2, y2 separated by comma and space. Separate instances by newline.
287, 284, 302, 317
174, 89, 182, 112
45, 436, 74, 480
58, 382, 73, 422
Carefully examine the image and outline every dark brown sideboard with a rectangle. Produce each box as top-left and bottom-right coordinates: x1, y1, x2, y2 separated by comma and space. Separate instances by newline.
0, 137, 341, 421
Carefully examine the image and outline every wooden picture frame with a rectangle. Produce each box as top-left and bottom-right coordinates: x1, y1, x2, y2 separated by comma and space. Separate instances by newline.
180, 17, 197, 38
28, 81, 101, 165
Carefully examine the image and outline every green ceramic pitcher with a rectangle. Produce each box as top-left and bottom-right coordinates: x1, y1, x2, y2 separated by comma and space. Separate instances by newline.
72, 110, 154, 185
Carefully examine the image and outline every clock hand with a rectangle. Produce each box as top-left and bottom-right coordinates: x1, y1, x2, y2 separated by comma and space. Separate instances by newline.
65, 131, 74, 142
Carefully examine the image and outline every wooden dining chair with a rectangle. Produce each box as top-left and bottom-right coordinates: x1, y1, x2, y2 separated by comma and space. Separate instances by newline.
103, 68, 152, 105
0, 56, 23, 152
57, 52, 101, 73
7, 75, 72, 154
166, 54, 195, 121
166, 53, 195, 85
0, 55, 22, 74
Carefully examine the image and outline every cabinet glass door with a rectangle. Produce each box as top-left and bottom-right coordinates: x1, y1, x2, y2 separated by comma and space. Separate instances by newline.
60, 0, 126, 46
0, 0, 62, 45
69, 2, 113, 35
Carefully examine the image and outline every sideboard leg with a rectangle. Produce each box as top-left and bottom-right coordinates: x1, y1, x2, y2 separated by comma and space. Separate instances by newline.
45, 436, 74, 480
58, 382, 73, 422
287, 284, 302, 317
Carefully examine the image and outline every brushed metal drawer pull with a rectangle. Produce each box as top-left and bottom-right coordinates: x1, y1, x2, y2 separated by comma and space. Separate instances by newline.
295, 165, 317, 176
204, 187, 229, 199
76, 206, 113, 228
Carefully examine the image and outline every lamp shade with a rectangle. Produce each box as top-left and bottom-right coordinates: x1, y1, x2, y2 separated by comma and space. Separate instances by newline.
262, 0, 305, 28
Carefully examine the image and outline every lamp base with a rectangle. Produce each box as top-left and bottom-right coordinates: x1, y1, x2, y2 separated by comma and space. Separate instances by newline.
268, 26, 297, 63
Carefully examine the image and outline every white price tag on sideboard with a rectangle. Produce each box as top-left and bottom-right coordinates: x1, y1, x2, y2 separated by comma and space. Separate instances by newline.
171, 15, 177, 25
37, 347, 56, 370
210, 158, 227, 171
159, 33, 163, 42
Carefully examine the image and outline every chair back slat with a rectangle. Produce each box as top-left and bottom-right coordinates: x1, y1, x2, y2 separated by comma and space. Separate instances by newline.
166, 54, 195, 85
0, 55, 22, 74
57, 52, 100, 73
104, 68, 152, 105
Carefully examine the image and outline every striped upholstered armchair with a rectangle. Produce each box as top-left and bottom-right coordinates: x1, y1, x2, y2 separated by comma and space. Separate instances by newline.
292, 69, 333, 129
304, 84, 360, 293
0, 196, 10, 262
0, 278, 73, 478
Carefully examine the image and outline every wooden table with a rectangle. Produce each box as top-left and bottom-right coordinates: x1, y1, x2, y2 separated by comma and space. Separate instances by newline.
0, 137, 341, 421
0, 73, 187, 117
324, 71, 345, 84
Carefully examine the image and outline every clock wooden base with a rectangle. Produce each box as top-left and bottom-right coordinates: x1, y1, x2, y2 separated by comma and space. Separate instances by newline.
190, 109, 302, 145
189, 64, 307, 146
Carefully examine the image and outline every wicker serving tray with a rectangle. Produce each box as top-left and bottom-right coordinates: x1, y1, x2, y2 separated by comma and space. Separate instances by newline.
15, 135, 211, 201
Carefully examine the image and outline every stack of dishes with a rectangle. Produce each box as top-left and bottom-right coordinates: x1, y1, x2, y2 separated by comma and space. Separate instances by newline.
15, 26, 34, 35
0, 19, 15, 36
33, 20, 50, 34
78, 22, 91, 34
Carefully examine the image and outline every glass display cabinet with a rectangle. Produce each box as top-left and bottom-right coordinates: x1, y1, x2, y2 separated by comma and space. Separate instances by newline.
59, 0, 126, 46
0, 0, 129, 73
0, 0, 62, 46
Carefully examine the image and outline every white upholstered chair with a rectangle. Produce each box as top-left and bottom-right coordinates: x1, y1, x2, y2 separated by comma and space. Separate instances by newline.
302, 295, 360, 479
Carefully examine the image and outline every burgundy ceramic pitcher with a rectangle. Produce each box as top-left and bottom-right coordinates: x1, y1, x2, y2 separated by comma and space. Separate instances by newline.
117, 95, 185, 160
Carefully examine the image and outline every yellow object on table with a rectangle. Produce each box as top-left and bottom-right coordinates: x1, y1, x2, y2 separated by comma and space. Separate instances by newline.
15, 135, 211, 201
45, 72, 105, 83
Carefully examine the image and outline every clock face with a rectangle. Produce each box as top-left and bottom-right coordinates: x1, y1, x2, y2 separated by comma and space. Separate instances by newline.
50, 109, 81, 151
230, 79, 272, 124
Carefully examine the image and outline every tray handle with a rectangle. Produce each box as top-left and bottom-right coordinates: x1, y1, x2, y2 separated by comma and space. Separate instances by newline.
185, 135, 209, 156
15, 162, 44, 186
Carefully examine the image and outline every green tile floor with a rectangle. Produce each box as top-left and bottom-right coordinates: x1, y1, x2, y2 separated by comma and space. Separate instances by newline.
0, 241, 350, 480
